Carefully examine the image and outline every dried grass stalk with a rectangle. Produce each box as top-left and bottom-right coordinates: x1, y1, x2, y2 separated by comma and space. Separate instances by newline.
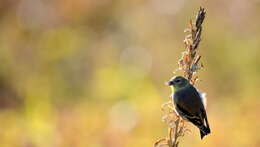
154, 7, 206, 147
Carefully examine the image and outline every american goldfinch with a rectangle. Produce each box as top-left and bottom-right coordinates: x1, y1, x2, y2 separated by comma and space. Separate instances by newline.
167, 76, 211, 139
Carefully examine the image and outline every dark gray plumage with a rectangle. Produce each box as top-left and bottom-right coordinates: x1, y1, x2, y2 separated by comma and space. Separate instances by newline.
168, 76, 211, 139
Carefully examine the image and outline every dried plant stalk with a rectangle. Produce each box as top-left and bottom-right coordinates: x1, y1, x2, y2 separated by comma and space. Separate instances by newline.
181, 7, 206, 84
154, 7, 206, 147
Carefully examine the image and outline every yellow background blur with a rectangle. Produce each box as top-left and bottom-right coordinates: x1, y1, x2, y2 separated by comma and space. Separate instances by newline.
0, 0, 260, 147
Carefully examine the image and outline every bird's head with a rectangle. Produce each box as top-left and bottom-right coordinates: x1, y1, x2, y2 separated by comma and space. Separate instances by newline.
167, 76, 189, 90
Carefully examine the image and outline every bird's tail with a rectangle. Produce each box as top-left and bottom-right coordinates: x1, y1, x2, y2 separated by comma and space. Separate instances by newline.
200, 110, 211, 139
199, 125, 211, 139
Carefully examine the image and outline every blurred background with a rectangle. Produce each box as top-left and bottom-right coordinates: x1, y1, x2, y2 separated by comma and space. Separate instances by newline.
0, 0, 260, 146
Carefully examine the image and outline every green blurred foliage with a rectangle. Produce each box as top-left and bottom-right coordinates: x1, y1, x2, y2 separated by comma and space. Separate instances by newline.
0, 0, 260, 146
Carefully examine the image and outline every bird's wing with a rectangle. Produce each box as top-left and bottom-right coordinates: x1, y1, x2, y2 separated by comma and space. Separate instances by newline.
176, 103, 204, 126
174, 85, 205, 115
173, 85, 207, 126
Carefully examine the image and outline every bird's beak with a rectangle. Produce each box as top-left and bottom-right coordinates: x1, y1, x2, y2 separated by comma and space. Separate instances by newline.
166, 81, 173, 86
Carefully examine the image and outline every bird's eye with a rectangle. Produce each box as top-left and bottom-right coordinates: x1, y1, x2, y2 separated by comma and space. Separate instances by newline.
175, 79, 181, 83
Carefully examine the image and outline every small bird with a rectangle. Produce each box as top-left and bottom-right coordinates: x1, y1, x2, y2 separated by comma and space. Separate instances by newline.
167, 76, 211, 139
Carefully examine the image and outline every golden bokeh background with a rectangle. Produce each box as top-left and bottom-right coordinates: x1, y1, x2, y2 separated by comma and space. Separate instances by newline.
0, 0, 260, 146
